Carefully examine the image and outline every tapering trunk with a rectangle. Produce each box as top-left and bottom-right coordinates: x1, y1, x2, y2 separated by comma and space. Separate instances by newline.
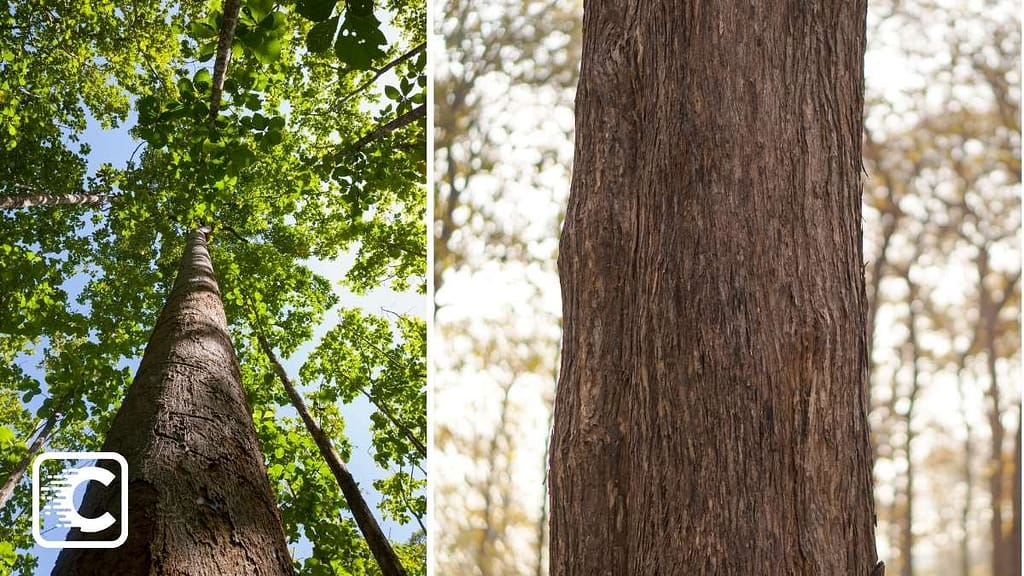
53, 227, 294, 576
0, 193, 111, 209
257, 334, 408, 576
550, 2, 879, 574
0, 410, 59, 510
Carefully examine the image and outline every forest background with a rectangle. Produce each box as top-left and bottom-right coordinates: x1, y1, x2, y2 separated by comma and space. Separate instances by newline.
432, 0, 1021, 575
1, 0, 426, 574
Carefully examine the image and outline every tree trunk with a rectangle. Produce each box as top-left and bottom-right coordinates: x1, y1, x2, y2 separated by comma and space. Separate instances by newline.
956, 359, 973, 576
53, 227, 294, 576
257, 333, 408, 576
1010, 407, 1021, 576
0, 193, 111, 209
901, 294, 920, 576
0, 409, 59, 510
550, 2, 879, 574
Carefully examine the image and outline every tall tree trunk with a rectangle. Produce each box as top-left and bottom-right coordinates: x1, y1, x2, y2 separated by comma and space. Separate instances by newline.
550, 2, 879, 574
53, 227, 294, 576
1010, 407, 1021, 576
901, 294, 920, 576
257, 334, 408, 576
979, 252, 1007, 576
956, 359, 973, 576
0, 193, 111, 209
0, 409, 59, 510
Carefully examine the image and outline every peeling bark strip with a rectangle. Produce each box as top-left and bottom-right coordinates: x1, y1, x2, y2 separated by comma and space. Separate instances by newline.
257, 334, 408, 576
209, 0, 242, 126
0, 193, 111, 209
550, 2, 878, 575
53, 227, 294, 576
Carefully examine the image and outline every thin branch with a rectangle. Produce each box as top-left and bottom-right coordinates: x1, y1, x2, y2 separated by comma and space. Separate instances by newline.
350, 104, 426, 151
340, 42, 426, 105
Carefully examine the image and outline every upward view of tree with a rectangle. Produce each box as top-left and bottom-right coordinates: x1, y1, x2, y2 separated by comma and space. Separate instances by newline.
0, 0, 426, 574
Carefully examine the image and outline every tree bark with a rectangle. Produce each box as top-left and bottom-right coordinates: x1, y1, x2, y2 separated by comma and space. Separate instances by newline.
955, 358, 973, 576
53, 227, 294, 575
550, 2, 879, 574
0, 409, 59, 510
257, 333, 408, 576
209, 0, 242, 126
0, 193, 111, 209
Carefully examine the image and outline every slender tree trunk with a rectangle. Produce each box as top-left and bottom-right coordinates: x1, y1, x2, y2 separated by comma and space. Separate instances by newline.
209, 0, 242, 125
550, 2, 879, 574
477, 383, 514, 576
257, 333, 408, 576
0, 410, 59, 510
1010, 407, 1021, 576
54, 227, 294, 575
901, 297, 920, 576
0, 193, 111, 209
956, 360, 973, 576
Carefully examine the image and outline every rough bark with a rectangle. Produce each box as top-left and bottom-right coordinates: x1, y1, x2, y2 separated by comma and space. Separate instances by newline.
53, 227, 294, 576
257, 333, 408, 576
0, 409, 59, 510
550, 2, 878, 574
0, 193, 111, 209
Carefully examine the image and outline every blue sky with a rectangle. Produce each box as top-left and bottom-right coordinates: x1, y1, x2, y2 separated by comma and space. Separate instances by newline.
22, 101, 424, 573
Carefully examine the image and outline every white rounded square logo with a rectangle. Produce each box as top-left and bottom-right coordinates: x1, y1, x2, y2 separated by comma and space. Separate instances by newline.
32, 452, 128, 549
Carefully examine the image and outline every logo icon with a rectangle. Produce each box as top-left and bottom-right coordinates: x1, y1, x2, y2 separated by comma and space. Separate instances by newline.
32, 452, 128, 549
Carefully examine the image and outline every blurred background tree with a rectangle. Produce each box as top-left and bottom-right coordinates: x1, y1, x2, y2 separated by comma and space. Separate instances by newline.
432, 0, 1020, 574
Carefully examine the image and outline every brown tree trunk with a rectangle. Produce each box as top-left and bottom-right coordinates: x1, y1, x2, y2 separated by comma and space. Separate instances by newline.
0, 409, 59, 510
257, 333, 408, 576
1010, 408, 1021, 576
0, 193, 111, 209
550, 2, 879, 574
956, 359, 973, 576
53, 227, 294, 575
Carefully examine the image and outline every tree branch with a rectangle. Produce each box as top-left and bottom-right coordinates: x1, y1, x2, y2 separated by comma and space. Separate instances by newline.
209, 0, 242, 128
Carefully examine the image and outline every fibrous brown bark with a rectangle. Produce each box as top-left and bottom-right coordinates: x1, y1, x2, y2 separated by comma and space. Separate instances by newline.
53, 227, 294, 575
550, 2, 879, 574
257, 333, 408, 576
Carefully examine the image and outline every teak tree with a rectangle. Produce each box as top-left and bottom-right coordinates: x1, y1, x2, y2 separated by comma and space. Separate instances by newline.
550, 2, 880, 574
53, 227, 294, 575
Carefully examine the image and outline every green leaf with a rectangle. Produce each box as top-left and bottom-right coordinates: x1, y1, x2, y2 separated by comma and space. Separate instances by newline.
252, 37, 283, 65
246, 0, 275, 21
296, 0, 338, 21
193, 68, 212, 91
306, 17, 339, 54
188, 21, 219, 39
333, 13, 387, 70
385, 85, 400, 100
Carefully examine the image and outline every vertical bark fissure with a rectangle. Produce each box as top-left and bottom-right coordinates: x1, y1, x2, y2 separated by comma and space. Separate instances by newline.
550, 2, 878, 574
256, 333, 409, 576
53, 227, 294, 575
